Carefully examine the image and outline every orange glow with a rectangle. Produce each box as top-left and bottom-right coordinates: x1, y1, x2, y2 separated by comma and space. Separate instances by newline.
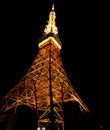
0, 3, 89, 130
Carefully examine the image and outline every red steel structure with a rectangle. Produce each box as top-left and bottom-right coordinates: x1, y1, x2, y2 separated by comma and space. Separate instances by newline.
0, 4, 89, 130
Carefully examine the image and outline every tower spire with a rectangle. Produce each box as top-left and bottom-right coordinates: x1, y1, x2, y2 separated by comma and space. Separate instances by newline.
44, 4, 58, 35
52, 3, 54, 10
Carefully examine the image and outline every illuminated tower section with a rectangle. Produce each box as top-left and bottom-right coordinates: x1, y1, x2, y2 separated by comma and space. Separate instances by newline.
0, 4, 89, 130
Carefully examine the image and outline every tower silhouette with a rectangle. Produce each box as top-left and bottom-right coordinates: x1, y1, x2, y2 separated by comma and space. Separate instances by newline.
0, 4, 89, 130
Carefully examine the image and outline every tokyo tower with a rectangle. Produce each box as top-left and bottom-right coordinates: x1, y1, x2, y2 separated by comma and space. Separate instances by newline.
0, 4, 89, 130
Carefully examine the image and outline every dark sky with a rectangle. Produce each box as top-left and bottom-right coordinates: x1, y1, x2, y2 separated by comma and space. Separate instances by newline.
0, 0, 109, 129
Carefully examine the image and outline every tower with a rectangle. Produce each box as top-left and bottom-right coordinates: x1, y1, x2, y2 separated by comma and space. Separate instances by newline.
0, 4, 89, 130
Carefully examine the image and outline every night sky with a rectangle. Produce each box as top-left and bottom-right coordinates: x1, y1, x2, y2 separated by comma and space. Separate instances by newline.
0, 0, 109, 130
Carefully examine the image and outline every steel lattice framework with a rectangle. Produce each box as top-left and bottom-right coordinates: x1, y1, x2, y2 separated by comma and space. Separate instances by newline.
0, 4, 89, 130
